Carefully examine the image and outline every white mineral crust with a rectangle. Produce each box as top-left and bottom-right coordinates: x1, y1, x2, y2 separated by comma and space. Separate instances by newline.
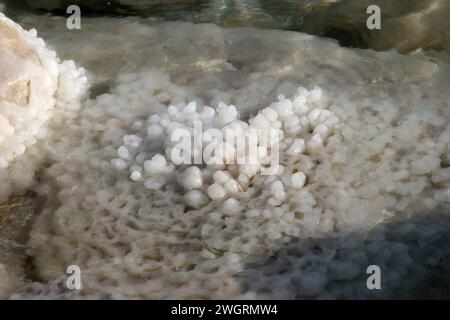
0, 14, 449, 299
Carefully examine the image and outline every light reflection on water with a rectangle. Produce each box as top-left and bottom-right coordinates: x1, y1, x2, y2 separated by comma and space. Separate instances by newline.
3, 0, 450, 62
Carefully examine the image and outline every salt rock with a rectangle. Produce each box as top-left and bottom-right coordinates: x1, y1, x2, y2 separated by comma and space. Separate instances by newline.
0, 13, 58, 169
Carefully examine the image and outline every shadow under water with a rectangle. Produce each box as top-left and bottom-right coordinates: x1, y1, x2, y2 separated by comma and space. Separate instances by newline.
0, 192, 46, 288
236, 208, 450, 299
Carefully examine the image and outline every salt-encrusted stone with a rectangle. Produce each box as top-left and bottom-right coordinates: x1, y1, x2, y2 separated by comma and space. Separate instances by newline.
0, 14, 58, 170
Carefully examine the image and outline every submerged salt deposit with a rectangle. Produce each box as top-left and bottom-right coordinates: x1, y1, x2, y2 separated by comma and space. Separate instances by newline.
0, 13, 449, 298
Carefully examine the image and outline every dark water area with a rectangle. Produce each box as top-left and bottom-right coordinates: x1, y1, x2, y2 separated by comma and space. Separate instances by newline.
3, 0, 450, 60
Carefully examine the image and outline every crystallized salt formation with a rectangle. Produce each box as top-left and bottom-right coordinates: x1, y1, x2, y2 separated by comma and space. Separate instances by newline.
0, 14, 88, 296
9, 64, 449, 299
0, 13, 59, 202
2, 17, 450, 299
0, 13, 58, 168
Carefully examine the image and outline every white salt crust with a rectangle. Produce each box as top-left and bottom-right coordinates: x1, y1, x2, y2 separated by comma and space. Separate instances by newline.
0, 13, 58, 166
1, 17, 449, 299
0, 13, 61, 203
10, 67, 450, 299
0, 14, 88, 296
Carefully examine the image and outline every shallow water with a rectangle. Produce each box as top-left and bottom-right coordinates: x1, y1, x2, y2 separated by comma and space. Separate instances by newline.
4, 0, 450, 61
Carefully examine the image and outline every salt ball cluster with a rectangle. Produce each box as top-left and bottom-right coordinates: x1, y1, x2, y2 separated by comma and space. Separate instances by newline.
111, 86, 338, 211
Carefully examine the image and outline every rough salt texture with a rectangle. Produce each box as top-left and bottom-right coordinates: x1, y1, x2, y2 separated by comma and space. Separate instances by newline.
1, 17, 449, 299
0, 13, 59, 203
0, 14, 87, 297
